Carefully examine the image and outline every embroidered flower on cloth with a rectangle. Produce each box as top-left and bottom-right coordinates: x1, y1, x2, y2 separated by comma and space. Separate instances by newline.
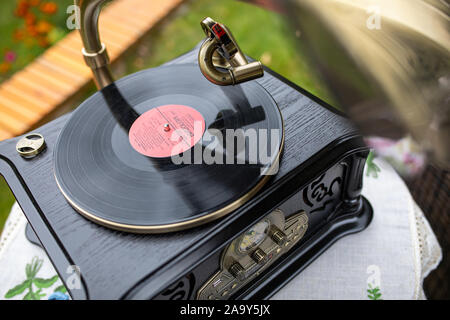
367, 284, 383, 300
4, 256, 67, 300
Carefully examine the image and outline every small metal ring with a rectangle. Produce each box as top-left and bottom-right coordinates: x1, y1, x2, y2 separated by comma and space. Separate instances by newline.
81, 43, 106, 57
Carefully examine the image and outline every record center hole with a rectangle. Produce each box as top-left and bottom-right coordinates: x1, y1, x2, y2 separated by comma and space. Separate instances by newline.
26, 134, 41, 141
18, 147, 35, 153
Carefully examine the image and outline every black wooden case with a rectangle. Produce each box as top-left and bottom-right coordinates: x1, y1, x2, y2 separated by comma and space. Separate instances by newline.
0, 49, 372, 300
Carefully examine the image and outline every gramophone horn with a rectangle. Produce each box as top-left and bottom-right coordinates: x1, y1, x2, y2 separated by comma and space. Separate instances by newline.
244, 0, 450, 167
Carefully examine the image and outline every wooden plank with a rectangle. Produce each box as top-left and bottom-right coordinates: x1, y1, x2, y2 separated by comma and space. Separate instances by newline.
98, 27, 132, 49
27, 63, 79, 91
58, 33, 84, 52
119, 0, 182, 18
0, 127, 12, 141
0, 110, 31, 134
57, 41, 83, 57
35, 57, 86, 83
0, 94, 40, 122
5, 78, 60, 113
100, 14, 147, 35
112, 2, 161, 21
19, 69, 72, 98
0, 82, 52, 113
99, 17, 140, 39
101, 40, 122, 58
24, 69, 74, 98
47, 44, 86, 66
41, 51, 91, 78
11, 74, 65, 102
0, 87, 49, 114
53, 45, 87, 66
103, 9, 151, 30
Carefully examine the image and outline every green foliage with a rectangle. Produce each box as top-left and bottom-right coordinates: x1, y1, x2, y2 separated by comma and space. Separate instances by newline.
4, 256, 61, 300
0, 176, 15, 233
4, 280, 30, 298
23, 288, 46, 300
34, 275, 59, 288
366, 151, 381, 178
54, 284, 67, 294
367, 284, 383, 300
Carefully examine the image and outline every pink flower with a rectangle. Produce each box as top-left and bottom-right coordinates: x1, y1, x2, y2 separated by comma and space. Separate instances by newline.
4, 51, 17, 63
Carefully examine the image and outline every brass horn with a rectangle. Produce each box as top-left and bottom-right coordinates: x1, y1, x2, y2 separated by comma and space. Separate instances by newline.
244, 0, 450, 167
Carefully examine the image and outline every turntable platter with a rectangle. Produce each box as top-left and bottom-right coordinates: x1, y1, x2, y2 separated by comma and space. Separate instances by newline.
54, 64, 283, 233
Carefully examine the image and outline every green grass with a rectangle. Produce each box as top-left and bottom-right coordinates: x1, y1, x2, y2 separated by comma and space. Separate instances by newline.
0, 177, 15, 232
0, 0, 334, 232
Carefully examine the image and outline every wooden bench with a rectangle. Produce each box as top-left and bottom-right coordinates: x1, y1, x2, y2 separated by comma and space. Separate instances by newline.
0, 0, 183, 141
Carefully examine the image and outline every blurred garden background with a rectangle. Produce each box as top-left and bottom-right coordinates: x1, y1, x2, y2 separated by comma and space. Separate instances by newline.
0, 0, 334, 232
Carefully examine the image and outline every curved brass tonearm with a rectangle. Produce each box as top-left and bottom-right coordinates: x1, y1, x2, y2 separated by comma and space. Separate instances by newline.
198, 17, 264, 85
76, 2, 263, 89
75, 0, 113, 89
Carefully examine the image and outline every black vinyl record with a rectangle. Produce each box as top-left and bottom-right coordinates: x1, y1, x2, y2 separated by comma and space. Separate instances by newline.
54, 64, 283, 233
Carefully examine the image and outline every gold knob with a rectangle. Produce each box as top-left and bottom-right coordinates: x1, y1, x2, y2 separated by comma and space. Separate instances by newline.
270, 226, 286, 246
251, 248, 267, 264
229, 262, 245, 281
16, 133, 46, 158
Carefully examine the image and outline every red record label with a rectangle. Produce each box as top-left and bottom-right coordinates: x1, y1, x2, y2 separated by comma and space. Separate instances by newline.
128, 104, 205, 158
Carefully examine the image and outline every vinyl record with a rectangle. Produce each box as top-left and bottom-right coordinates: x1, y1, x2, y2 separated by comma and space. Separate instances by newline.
54, 64, 283, 233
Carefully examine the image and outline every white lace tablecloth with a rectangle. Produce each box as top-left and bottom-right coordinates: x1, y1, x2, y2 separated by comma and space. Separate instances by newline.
0, 158, 442, 300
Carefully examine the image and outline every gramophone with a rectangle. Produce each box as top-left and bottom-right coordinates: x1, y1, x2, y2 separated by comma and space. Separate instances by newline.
0, 0, 447, 300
